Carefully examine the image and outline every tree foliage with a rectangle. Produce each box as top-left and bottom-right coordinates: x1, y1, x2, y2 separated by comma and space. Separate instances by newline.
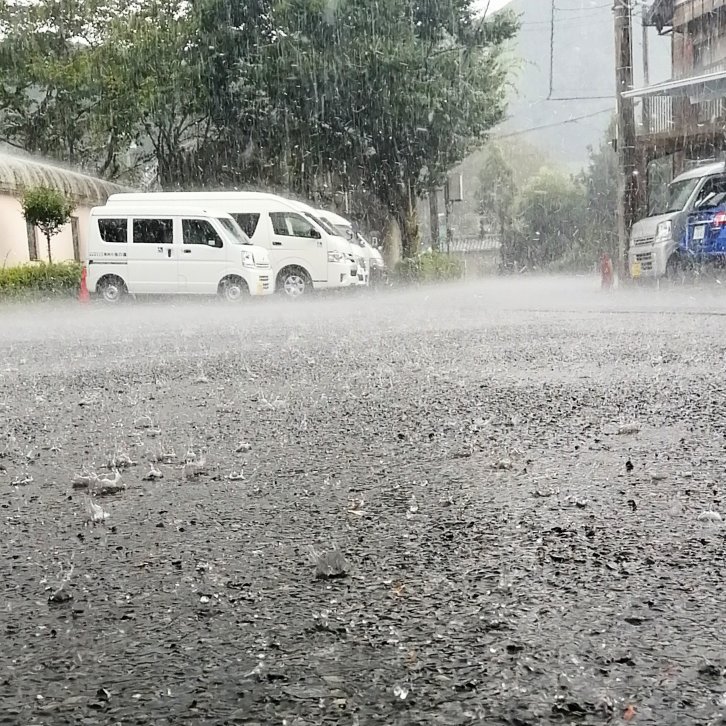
21, 186, 74, 264
475, 124, 618, 271
0, 0, 518, 256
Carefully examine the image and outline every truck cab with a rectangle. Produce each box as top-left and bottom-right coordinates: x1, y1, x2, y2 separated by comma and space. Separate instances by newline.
629, 161, 726, 280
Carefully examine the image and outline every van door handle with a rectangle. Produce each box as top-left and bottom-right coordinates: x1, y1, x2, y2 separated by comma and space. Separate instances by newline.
272, 240, 282, 246
167, 248, 172, 258
183, 249, 192, 254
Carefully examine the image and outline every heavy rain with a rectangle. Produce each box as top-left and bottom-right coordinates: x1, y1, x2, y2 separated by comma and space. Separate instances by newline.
2, 0, 726, 725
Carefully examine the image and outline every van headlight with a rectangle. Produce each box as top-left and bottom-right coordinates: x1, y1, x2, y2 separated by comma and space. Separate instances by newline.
655, 220, 672, 243
242, 250, 256, 268
328, 251, 344, 263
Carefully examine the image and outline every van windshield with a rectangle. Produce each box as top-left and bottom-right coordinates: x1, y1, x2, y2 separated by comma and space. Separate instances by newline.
332, 222, 364, 245
217, 217, 252, 245
650, 178, 700, 216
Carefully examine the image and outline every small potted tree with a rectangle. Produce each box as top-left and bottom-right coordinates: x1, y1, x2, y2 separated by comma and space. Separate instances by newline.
21, 187, 74, 264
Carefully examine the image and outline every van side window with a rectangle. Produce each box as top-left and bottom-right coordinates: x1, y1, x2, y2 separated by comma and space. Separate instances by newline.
98, 219, 128, 244
182, 219, 223, 248
231, 213, 260, 238
270, 212, 319, 238
133, 219, 173, 244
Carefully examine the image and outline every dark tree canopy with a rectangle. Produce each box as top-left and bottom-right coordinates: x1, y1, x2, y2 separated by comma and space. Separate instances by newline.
0, 0, 518, 256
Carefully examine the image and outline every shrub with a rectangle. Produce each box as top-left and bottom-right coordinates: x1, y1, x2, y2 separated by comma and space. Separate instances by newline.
21, 187, 74, 264
0, 262, 82, 299
394, 251, 465, 284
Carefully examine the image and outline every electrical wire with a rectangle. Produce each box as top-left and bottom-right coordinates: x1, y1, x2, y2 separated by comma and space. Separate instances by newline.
492, 107, 614, 138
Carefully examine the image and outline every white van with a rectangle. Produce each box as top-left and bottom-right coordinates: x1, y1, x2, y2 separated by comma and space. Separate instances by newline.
284, 200, 365, 285
86, 205, 273, 303
106, 192, 357, 297
316, 209, 387, 285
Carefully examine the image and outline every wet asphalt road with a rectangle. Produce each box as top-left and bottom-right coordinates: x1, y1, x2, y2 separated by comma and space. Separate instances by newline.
1, 277, 726, 726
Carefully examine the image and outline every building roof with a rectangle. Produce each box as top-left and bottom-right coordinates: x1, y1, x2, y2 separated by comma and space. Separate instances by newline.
0, 153, 130, 205
644, 0, 675, 32
621, 68, 726, 100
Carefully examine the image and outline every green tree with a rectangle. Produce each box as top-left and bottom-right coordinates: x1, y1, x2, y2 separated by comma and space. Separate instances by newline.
1, 0, 519, 257
580, 118, 618, 261
514, 168, 586, 268
475, 143, 516, 264
21, 187, 74, 263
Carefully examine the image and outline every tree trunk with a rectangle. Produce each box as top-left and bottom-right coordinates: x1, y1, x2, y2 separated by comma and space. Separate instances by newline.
389, 184, 420, 259
381, 214, 402, 269
46, 233, 52, 264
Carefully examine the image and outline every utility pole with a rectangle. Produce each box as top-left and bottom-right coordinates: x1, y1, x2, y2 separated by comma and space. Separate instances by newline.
614, 0, 638, 279
642, 21, 650, 135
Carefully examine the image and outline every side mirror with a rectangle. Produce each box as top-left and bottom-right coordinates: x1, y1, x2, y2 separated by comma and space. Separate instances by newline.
310, 228, 321, 239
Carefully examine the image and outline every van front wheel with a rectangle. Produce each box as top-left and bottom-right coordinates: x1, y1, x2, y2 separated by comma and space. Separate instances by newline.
97, 275, 127, 304
218, 276, 249, 303
277, 267, 311, 299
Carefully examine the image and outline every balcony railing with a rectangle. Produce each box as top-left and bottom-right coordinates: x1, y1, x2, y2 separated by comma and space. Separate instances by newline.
637, 96, 674, 135
636, 96, 726, 138
636, 62, 726, 139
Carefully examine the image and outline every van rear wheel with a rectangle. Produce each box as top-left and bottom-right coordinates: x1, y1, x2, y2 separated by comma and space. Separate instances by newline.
277, 267, 311, 299
97, 275, 127, 304
219, 275, 248, 303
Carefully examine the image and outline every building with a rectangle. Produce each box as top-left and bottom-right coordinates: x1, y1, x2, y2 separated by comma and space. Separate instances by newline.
629, 0, 726, 184
0, 153, 129, 266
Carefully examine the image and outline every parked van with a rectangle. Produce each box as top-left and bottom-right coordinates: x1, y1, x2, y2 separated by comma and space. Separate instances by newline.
629, 161, 726, 279
86, 205, 273, 303
316, 208, 387, 285
106, 192, 357, 297
284, 200, 364, 285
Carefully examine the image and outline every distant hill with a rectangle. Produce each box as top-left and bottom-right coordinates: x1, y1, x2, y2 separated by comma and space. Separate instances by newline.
416, 1, 673, 247
494, 0, 671, 169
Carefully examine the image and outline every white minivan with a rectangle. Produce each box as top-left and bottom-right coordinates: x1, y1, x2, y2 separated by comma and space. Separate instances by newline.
86, 205, 273, 303
285, 200, 364, 285
106, 192, 357, 297
316, 208, 387, 285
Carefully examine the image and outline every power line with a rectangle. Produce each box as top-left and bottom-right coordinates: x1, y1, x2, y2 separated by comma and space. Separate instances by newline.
555, 2, 613, 10
493, 108, 614, 139
547, 94, 616, 100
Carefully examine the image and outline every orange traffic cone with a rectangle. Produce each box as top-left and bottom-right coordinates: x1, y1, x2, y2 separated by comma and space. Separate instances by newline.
79, 265, 90, 303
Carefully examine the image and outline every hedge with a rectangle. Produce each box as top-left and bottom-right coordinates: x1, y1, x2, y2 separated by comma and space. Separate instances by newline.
0, 262, 83, 299
394, 251, 465, 284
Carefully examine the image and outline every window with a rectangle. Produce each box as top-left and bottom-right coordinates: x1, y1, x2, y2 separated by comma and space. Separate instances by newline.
182, 219, 223, 248
98, 218, 128, 244
270, 212, 320, 239
231, 213, 260, 238
305, 213, 335, 235
71, 217, 80, 261
217, 217, 248, 245
133, 218, 173, 245
26, 221, 38, 261
694, 176, 726, 210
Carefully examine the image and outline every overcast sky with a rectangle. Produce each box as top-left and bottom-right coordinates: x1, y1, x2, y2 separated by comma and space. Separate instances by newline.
475, 0, 514, 15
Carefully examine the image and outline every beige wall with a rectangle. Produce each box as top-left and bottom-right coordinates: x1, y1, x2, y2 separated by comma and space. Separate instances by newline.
0, 193, 94, 267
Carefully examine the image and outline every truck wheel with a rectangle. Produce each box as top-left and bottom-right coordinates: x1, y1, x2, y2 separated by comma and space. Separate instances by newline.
218, 276, 249, 302
277, 267, 311, 299
97, 275, 127, 303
